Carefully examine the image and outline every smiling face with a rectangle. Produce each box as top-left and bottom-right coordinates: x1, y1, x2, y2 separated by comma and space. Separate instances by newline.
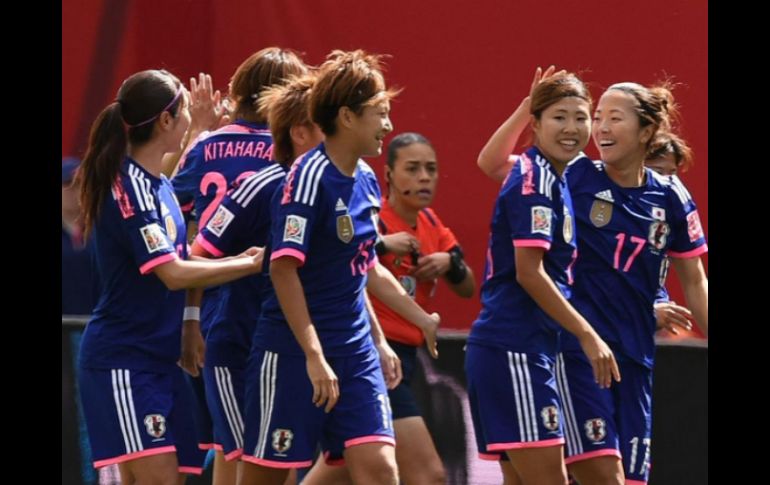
592, 89, 654, 168
387, 142, 438, 209
532, 96, 591, 166
351, 97, 394, 157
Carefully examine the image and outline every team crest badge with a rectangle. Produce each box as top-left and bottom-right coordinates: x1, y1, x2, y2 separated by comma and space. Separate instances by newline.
648, 221, 670, 250
164, 215, 177, 242
337, 214, 355, 243
399, 275, 417, 298
584, 418, 606, 442
563, 206, 573, 244
541, 405, 560, 431
144, 414, 167, 439
589, 200, 613, 227
272, 428, 294, 454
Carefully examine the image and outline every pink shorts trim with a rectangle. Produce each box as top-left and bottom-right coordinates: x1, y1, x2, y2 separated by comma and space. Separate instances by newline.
487, 437, 564, 451
241, 456, 313, 469
93, 445, 177, 468
179, 466, 203, 475
565, 448, 621, 465
344, 435, 396, 448
224, 448, 243, 461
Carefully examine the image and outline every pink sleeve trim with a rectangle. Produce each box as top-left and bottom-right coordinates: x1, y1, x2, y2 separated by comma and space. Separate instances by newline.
487, 437, 564, 451
179, 466, 203, 475
344, 435, 396, 448
139, 253, 177, 274
564, 448, 621, 465
668, 244, 708, 259
241, 456, 313, 468
93, 445, 176, 468
198, 443, 216, 450
271, 248, 306, 265
513, 239, 551, 250
626, 480, 647, 485
195, 234, 224, 257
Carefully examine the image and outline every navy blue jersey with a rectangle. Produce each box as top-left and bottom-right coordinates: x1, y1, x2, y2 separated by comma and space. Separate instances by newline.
79, 159, 188, 373
255, 143, 382, 356
561, 157, 707, 367
468, 146, 578, 355
196, 163, 287, 366
172, 120, 274, 225
172, 120, 274, 335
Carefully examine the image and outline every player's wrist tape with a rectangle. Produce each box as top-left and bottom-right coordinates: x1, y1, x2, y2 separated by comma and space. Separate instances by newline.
183, 306, 201, 321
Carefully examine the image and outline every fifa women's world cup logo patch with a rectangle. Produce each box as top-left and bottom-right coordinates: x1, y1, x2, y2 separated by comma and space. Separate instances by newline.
531, 206, 552, 235
272, 428, 294, 455
283, 215, 307, 244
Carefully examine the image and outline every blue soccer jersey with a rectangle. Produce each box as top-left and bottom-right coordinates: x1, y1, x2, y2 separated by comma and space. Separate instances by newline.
79, 159, 188, 373
468, 146, 578, 355
196, 163, 288, 366
561, 157, 708, 367
255, 143, 382, 356
172, 120, 275, 335
173, 121, 275, 225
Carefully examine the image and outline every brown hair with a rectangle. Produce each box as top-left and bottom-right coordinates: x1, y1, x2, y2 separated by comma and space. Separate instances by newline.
607, 81, 680, 150
258, 73, 317, 163
229, 47, 307, 124
310, 49, 400, 136
530, 72, 592, 119
78, 69, 183, 236
646, 131, 694, 172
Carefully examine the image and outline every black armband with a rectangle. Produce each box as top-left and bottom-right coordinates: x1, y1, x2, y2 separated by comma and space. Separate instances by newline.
445, 246, 468, 284
374, 239, 388, 257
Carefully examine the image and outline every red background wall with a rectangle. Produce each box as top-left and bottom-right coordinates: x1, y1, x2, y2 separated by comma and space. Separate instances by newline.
62, 0, 707, 333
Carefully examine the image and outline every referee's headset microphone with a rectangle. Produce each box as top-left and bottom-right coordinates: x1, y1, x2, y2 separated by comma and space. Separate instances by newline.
386, 170, 410, 196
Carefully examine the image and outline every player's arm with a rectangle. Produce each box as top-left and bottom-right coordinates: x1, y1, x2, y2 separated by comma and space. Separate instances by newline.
271, 256, 339, 412
515, 246, 620, 387
367, 261, 441, 359
671, 256, 708, 337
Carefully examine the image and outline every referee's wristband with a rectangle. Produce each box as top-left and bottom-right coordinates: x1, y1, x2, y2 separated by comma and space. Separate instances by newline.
183, 306, 201, 321
374, 239, 388, 257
